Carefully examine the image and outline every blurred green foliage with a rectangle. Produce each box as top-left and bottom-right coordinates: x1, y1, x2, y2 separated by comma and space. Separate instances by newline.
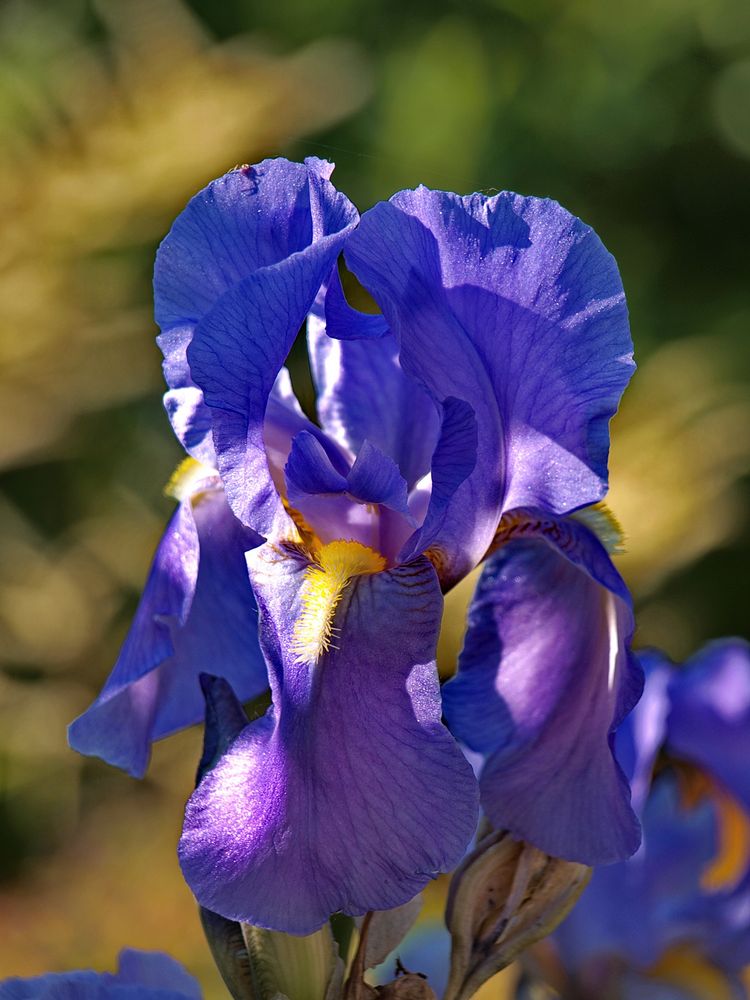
0, 0, 748, 993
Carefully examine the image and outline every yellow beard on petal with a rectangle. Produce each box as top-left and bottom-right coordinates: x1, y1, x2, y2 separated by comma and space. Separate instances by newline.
164, 456, 217, 502
571, 501, 626, 555
483, 502, 626, 565
292, 539, 386, 665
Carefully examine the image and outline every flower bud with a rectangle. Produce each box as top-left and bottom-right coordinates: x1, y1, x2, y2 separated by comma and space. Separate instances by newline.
199, 904, 343, 1000
242, 922, 344, 1000
199, 908, 255, 1000
444, 830, 591, 1000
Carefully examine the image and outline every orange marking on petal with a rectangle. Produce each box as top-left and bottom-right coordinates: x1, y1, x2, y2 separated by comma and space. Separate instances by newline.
649, 946, 737, 1000
675, 764, 750, 892
702, 785, 750, 892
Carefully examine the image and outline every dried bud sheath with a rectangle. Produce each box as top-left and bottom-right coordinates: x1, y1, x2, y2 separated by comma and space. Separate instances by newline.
444, 831, 591, 1000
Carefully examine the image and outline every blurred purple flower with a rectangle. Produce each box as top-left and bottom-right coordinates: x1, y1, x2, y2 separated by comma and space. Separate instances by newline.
72, 157, 640, 932
549, 639, 750, 1000
0, 949, 201, 1000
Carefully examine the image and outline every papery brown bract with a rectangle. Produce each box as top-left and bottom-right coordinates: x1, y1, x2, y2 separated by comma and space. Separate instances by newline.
444, 831, 590, 1000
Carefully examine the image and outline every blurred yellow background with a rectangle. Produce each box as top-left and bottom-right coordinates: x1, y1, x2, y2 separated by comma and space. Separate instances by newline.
0, 0, 748, 994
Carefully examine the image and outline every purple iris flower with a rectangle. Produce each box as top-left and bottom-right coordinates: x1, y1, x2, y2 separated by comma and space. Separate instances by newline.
71, 157, 641, 933
0, 950, 202, 999
549, 639, 750, 1000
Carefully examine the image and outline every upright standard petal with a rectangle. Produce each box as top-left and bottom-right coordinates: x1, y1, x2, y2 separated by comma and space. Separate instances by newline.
308, 291, 440, 491
155, 158, 342, 332
346, 188, 634, 580
179, 546, 478, 934
442, 513, 641, 865
667, 639, 750, 812
183, 166, 358, 539
162, 385, 216, 466
154, 157, 357, 473
398, 396, 478, 572
68, 490, 266, 777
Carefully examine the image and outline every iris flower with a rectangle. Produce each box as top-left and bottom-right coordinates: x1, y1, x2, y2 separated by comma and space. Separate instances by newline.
547, 639, 750, 1000
70, 158, 641, 933
0, 950, 202, 1000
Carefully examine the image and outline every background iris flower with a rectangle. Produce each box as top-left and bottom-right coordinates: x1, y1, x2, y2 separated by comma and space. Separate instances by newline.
0, 950, 202, 1000
538, 638, 750, 1000
72, 155, 642, 935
